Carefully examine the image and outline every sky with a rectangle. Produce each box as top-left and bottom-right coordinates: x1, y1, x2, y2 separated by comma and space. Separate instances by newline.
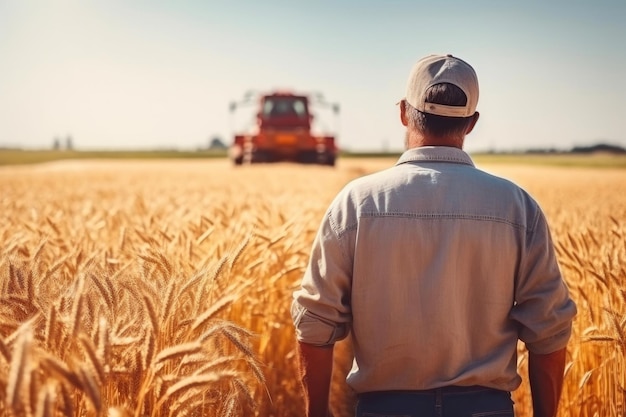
1, 0, 625, 153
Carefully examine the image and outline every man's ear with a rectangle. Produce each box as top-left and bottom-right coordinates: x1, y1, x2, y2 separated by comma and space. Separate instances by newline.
400, 100, 408, 127
466, 112, 480, 134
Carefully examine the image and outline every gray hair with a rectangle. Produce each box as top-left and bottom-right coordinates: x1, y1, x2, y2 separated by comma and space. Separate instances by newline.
405, 83, 475, 141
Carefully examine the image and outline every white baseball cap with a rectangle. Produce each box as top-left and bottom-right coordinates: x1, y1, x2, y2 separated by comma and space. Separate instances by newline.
405, 54, 479, 117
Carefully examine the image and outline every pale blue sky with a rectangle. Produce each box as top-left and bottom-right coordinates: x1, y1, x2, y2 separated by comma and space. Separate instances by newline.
1, 0, 624, 152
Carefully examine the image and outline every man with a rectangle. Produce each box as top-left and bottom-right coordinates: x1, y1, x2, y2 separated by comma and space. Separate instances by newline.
291, 54, 577, 417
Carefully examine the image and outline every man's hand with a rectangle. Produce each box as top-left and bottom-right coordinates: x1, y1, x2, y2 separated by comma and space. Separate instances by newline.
296, 341, 335, 417
528, 347, 567, 417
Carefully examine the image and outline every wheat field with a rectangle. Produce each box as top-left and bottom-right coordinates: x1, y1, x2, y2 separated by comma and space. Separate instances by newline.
0, 158, 624, 416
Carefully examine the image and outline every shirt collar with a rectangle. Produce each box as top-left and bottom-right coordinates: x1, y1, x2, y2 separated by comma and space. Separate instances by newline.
395, 146, 475, 167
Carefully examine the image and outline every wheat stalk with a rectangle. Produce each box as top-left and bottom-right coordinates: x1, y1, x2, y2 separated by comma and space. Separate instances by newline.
7, 326, 33, 409
34, 383, 55, 417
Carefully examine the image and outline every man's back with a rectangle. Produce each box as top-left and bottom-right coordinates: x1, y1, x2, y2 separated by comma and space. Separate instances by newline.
295, 146, 574, 393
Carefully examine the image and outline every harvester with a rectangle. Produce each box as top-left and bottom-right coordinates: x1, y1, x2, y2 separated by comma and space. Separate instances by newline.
229, 91, 339, 166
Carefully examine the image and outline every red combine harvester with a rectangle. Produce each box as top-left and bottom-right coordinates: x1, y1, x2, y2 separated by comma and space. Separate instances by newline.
229, 91, 339, 166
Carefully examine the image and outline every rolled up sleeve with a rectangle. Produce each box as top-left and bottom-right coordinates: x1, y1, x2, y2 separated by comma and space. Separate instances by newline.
292, 211, 352, 346
511, 209, 577, 354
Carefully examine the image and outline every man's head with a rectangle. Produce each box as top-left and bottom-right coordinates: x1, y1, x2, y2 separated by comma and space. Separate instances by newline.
400, 54, 480, 148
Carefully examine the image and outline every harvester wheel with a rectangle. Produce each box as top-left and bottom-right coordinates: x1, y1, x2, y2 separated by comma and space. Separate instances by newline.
315, 152, 336, 167
245, 150, 270, 164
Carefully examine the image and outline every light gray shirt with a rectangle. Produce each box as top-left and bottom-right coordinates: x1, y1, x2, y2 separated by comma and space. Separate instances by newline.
291, 146, 576, 393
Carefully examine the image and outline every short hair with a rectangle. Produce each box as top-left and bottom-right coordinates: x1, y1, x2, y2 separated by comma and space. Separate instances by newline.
405, 83, 475, 139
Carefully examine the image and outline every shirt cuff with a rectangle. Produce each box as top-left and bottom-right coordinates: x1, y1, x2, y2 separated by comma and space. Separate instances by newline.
525, 325, 572, 354
291, 301, 349, 346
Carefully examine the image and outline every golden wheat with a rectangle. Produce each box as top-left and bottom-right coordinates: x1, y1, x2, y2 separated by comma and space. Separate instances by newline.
0, 159, 624, 416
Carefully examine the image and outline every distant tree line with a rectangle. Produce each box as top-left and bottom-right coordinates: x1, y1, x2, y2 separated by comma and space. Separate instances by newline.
519, 143, 625, 155
208, 136, 226, 150
569, 143, 625, 154
52, 135, 74, 150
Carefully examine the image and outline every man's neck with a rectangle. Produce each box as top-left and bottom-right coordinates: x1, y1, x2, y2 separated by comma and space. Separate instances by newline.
405, 131, 464, 149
